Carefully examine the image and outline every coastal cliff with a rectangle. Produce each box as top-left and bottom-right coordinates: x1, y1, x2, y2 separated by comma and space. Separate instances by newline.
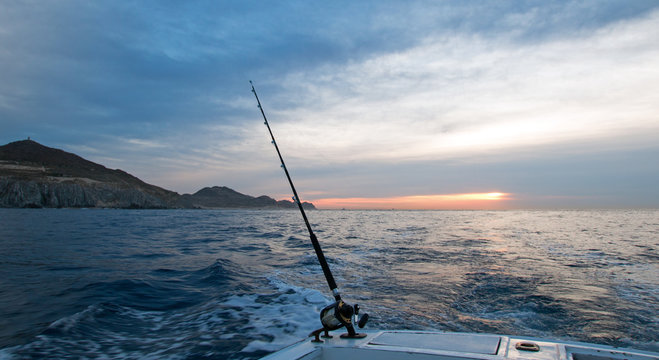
0, 178, 176, 208
0, 140, 315, 209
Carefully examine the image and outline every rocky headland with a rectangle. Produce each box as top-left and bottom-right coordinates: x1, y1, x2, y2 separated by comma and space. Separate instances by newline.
0, 140, 315, 210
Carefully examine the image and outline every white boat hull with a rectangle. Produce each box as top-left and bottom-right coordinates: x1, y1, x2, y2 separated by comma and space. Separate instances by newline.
261, 330, 659, 360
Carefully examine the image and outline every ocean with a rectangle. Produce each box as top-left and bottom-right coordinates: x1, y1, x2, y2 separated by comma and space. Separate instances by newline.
0, 209, 657, 359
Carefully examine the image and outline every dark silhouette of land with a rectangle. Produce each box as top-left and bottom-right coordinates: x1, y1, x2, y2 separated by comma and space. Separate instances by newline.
0, 140, 314, 209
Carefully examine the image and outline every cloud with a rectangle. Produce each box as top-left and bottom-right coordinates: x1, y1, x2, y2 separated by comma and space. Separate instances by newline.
264, 9, 659, 165
1, 1, 658, 206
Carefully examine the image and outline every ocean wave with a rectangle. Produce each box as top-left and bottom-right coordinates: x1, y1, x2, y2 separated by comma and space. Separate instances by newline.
3, 274, 330, 359
1, 209, 657, 357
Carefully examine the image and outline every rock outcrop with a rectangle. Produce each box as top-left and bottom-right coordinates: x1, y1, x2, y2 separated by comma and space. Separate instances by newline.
0, 140, 315, 209
0, 177, 175, 208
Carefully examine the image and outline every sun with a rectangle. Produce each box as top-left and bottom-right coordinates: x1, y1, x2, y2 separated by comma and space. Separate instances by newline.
485, 192, 505, 199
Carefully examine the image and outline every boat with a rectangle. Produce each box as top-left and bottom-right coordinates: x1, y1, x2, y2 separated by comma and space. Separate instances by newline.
249, 81, 659, 360
261, 330, 659, 360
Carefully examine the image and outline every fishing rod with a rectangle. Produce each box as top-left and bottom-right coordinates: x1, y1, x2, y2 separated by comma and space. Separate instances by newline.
250, 81, 368, 340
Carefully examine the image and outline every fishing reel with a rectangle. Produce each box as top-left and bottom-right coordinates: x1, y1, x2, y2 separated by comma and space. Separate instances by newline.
310, 299, 369, 342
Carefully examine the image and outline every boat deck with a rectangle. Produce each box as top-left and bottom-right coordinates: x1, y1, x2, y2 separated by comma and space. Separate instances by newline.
260, 331, 659, 360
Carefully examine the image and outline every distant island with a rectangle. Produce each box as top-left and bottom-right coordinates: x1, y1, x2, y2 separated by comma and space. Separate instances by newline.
0, 140, 315, 210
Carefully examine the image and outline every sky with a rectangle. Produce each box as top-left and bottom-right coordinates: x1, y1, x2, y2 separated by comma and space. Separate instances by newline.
1, 1, 658, 209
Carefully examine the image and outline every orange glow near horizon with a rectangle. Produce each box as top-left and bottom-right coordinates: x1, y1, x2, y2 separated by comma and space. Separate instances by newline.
311, 192, 511, 210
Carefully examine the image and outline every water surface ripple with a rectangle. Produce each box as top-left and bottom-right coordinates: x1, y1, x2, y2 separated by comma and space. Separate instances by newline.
0, 209, 657, 359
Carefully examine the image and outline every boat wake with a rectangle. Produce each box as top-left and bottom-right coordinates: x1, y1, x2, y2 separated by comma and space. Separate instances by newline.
1, 273, 330, 360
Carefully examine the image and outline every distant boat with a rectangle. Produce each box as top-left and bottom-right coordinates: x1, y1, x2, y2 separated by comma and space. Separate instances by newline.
261, 330, 659, 360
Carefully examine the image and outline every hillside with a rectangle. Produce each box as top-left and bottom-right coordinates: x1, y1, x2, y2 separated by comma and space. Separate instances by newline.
178, 186, 315, 209
0, 140, 315, 209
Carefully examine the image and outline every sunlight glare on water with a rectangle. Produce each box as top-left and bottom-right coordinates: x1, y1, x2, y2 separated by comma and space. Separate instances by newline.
0, 209, 657, 359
